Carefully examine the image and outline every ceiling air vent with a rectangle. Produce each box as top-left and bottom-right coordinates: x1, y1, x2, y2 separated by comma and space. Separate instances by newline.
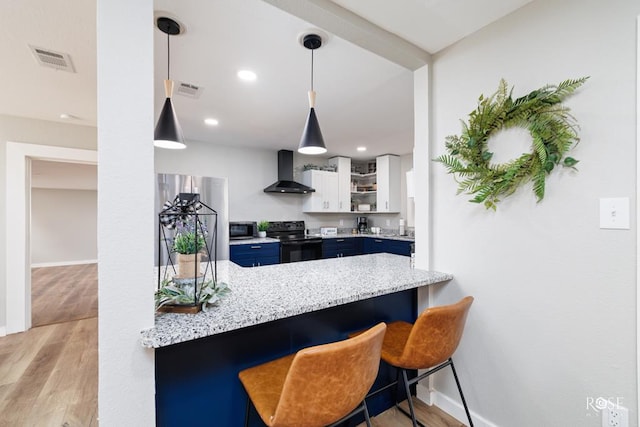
176, 82, 203, 98
29, 45, 75, 73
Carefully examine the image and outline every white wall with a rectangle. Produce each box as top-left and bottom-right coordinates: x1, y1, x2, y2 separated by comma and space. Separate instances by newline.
423, 0, 639, 425
0, 115, 96, 329
31, 188, 97, 266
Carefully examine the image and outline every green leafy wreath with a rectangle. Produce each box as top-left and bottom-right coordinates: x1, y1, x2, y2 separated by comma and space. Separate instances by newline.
435, 77, 588, 210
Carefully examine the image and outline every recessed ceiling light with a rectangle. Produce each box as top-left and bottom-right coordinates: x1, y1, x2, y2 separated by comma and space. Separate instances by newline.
204, 118, 219, 126
357, 146, 367, 152
237, 69, 257, 82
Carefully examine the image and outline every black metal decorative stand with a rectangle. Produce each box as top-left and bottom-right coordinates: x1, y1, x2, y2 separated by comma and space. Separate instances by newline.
157, 193, 217, 313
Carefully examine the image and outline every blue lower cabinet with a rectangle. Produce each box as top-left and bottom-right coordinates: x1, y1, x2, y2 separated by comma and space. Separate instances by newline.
386, 240, 412, 256
363, 238, 387, 254
363, 238, 411, 256
230, 242, 280, 267
323, 237, 362, 258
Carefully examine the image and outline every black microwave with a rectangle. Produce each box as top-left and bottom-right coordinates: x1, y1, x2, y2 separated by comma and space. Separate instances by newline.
229, 221, 258, 240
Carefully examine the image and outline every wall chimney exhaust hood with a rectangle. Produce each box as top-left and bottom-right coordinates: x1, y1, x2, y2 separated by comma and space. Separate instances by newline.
263, 150, 315, 194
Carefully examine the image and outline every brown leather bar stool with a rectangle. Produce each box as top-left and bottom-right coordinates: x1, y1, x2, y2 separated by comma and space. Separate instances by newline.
381, 296, 474, 427
349, 296, 474, 426
238, 322, 386, 427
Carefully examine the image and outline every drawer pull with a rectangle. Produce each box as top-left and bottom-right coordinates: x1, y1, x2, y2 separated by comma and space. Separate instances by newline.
336, 239, 345, 242
250, 245, 262, 249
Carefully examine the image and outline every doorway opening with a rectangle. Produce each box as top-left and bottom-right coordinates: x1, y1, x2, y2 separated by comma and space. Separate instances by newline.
30, 160, 98, 327
5, 142, 97, 334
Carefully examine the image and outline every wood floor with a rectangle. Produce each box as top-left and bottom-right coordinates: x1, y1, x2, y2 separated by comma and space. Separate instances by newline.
0, 317, 98, 426
0, 264, 99, 426
31, 263, 98, 327
360, 398, 467, 426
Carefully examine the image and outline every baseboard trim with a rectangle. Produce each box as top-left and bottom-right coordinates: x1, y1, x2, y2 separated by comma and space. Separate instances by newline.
31, 259, 98, 268
430, 390, 496, 427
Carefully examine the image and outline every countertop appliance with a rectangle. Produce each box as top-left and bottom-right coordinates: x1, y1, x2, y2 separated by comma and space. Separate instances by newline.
266, 220, 322, 263
320, 227, 337, 236
357, 216, 368, 233
229, 221, 258, 240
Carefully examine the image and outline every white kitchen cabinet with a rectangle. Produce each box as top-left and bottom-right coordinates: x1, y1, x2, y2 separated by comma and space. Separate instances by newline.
350, 155, 400, 213
328, 156, 351, 212
301, 169, 339, 212
375, 155, 401, 212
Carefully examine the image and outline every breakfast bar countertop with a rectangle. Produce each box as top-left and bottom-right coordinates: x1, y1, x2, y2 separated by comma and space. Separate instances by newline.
141, 253, 452, 348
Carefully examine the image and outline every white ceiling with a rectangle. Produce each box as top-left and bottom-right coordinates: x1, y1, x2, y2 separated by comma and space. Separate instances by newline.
0, 0, 96, 125
1, 0, 533, 161
331, 0, 534, 54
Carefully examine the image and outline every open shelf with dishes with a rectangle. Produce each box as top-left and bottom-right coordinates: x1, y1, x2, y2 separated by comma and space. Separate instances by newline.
350, 171, 377, 212
349, 156, 399, 213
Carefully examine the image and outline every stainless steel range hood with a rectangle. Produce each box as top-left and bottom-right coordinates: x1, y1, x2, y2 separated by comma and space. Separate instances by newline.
263, 150, 315, 194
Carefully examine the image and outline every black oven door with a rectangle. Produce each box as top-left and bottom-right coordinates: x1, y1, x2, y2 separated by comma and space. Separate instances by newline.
280, 240, 323, 263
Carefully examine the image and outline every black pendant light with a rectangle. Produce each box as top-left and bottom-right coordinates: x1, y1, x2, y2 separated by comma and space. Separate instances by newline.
154, 17, 186, 150
298, 34, 327, 155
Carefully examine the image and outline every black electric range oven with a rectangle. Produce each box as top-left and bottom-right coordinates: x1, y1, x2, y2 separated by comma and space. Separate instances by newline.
266, 221, 322, 263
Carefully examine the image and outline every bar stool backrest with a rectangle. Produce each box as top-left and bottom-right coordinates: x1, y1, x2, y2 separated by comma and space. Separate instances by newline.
399, 296, 474, 370
270, 322, 386, 427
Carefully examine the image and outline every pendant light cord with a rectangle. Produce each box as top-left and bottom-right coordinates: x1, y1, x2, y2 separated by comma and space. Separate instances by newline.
310, 49, 314, 91
167, 32, 170, 80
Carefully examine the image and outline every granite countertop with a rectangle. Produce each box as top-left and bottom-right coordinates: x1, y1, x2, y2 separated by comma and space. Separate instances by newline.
229, 237, 279, 245
321, 233, 415, 242
228, 235, 414, 245
141, 254, 451, 348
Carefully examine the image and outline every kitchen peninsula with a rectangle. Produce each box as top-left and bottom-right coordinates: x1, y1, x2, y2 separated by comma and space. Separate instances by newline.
143, 254, 452, 426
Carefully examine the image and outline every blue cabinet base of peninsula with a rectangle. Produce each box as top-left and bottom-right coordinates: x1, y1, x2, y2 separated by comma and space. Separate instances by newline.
156, 289, 417, 426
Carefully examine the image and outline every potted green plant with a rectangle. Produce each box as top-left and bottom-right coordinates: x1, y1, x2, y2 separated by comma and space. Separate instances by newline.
173, 221, 206, 278
257, 220, 269, 238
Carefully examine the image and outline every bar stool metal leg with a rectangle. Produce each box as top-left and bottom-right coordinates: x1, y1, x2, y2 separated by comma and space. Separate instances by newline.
363, 401, 372, 427
450, 359, 474, 427
244, 397, 251, 427
401, 369, 418, 427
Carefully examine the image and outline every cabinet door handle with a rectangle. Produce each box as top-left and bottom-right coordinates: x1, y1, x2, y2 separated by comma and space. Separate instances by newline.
339, 201, 342, 209
374, 239, 383, 243
386, 201, 388, 210
250, 245, 262, 249
336, 239, 345, 242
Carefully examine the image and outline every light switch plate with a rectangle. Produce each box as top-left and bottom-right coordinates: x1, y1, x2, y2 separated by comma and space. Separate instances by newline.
599, 197, 630, 229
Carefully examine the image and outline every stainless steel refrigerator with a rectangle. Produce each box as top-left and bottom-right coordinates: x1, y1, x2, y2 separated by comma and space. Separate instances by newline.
155, 174, 229, 266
